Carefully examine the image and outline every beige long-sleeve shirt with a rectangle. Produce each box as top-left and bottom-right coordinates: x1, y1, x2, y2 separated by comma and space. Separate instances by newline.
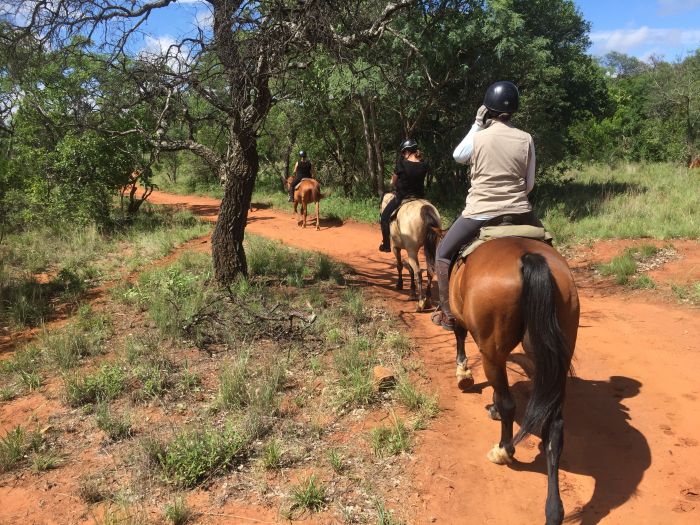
453, 120, 535, 219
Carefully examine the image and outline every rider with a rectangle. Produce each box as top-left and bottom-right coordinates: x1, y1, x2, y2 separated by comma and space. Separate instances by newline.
379, 139, 429, 252
288, 150, 315, 202
432, 81, 543, 331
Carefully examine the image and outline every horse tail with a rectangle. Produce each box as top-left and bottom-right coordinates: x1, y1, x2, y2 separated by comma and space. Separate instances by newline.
421, 205, 441, 272
514, 252, 571, 445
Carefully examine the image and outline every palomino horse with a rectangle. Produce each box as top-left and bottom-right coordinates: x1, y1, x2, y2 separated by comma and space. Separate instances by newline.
447, 236, 579, 525
287, 177, 322, 230
380, 193, 441, 311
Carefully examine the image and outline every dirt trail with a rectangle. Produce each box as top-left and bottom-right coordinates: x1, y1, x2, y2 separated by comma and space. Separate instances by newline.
153, 191, 700, 523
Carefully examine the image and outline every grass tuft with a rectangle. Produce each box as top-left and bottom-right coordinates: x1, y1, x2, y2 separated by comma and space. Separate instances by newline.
371, 414, 412, 457
290, 474, 327, 514
164, 497, 194, 525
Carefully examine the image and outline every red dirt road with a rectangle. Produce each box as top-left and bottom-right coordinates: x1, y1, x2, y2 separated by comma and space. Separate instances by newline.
149, 190, 700, 524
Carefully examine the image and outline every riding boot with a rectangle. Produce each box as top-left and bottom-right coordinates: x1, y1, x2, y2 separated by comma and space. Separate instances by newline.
379, 219, 391, 252
434, 259, 455, 330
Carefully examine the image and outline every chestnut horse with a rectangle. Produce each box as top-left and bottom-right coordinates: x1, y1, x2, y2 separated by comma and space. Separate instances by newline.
287, 177, 322, 230
381, 194, 441, 311
447, 236, 579, 525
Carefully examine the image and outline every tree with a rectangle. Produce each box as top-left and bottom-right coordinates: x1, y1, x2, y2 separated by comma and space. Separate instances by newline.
2, 0, 413, 282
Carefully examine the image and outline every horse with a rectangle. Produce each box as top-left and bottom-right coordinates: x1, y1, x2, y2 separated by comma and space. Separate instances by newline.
287, 176, 322, 230
444, 235, 579, 525
690, 157, 700, 169
380, 193, 441, 311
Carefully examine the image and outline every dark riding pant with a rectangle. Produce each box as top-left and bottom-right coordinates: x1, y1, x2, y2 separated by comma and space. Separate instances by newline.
379, 194, 402, 247
435, 211, 543, 319
288, 176, 305, 200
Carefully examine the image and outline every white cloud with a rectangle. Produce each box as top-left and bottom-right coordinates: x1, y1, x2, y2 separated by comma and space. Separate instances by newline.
175, 0, 205, 4
143, 35, 178, 56
657, 0, 700, 16
194, 9, 213, 29
590, 26, 700, 57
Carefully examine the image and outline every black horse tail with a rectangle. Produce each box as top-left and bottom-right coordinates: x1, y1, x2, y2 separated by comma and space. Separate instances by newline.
421, 205, 442, 272
514, 252, 572, 445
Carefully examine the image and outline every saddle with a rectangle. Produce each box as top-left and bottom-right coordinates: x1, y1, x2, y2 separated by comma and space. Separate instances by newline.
294, 178, 314, 190
458, 213, 553, 260
387, 197, 419, 221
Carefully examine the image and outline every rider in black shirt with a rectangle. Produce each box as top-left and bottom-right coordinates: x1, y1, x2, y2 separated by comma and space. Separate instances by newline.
288, 150, 315, 202
379, 139, 429, 252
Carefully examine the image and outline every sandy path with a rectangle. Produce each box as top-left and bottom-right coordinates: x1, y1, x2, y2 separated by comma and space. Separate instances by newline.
148, 190, 700, 524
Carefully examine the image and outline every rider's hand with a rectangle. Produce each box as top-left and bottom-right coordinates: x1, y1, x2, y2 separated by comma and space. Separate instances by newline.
475, 105, 491, 128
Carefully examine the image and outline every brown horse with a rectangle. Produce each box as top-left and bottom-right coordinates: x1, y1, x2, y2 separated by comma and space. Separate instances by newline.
690, 157, 700, 169
446, 236, 579, 525
381, 193, 441, 311
287, 177, 322, 230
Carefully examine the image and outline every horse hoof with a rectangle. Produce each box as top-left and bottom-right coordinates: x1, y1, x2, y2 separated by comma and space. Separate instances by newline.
487, 444, 513, 465
457, 375, 474, 390
396, 282, 403, 290
487, 404, 501, 421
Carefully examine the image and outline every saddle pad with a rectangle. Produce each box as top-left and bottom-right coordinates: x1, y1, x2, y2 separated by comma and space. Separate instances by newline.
388, 197, 418, 221
459, 225, 553, 259
294, 178, 313, 190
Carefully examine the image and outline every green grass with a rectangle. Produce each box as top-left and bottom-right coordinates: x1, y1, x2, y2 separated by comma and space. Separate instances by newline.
376, 501, 405, 525
672, 282, 700, 305
261, 439, 282, 470
371, 415, 412, 457
290, 474, 327, 514
394, 375, 439, 418
328, 449, 344, 474
0, 426, 43, 473
334, 337, 376, 407
0, 207, 210, 329
153, 424, 248, 488
534, 163, 700, 245
597, 244, 662, 285
95, 403, 133, 441
163, 497, 194, 525
63, 364, 128, 407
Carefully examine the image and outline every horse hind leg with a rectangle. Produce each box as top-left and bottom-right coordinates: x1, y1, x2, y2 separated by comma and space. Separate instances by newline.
406, 251, 420, 301
543, 411, 565, 525
482, 355, 516, 464
315, 199, 320, 230
394, 247, 403, 290
454, 323, 473, 390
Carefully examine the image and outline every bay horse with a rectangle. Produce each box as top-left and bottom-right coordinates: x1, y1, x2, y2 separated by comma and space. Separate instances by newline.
446, 236, 579, 525
381, 193, 441, 311
287, 177, 322, 230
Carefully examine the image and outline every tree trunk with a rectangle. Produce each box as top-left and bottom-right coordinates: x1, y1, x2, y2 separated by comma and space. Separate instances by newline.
369, 97, 384, 196
212, 133, 258, 283
357, 96, 377, 190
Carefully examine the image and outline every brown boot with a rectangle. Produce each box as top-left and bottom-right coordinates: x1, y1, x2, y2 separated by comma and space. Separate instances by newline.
433, 260, 455, 331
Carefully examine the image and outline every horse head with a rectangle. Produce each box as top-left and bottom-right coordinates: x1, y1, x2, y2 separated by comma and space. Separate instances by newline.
286, 176, 295, 190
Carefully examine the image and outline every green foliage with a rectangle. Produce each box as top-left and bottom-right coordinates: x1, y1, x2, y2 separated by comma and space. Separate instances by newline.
395, 376, 439, 418
63, 364, 127, 407
598, 244, 662, 285
371, 415, 411, 457
95, 403, 133, 441
334, 337, 376, 407
155, 424, 247, 488
290, 474, 327, 514
261, 439, 282, 470
163, 497, 194, 525
0, 426, 43, 473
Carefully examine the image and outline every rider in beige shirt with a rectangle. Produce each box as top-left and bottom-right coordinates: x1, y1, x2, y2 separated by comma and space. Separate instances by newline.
432, 81, 542, 331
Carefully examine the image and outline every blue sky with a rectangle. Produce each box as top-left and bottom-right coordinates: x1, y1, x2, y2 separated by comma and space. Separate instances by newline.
579, 0, 700, 60
137, 0, 700, 62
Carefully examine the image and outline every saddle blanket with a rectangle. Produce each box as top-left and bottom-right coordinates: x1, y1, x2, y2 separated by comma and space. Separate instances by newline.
459, 225, 553, 259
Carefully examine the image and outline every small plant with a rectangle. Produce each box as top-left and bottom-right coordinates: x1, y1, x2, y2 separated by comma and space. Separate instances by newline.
371, 414, 412, 457
156, 424, 248, 488
0, 426, 42, 473
63, 364, 127, 407
290, 474, 327, 514
395, 376, 439, 418
631, 274, 656, 289
164, 497, 194, 525
328, 449, 344, 474
178, 366, 201, 394
376, 500, 404, 525
309, 355, 322, 375
261, 439, 282, 470
18, 370, 42, 391
334, 337, 376, 407
95, 404, 133, 441
598, 253, 637, 285
78, 474, 107, 504
672, 282, 700, 304
218, 353, 250, 409
0, 385, 17, 401
343, 289, 365, 321
31, 451, 61, 472
385, 331, 412, 358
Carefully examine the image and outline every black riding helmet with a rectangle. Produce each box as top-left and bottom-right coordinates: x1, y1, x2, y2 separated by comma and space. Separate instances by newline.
299, 150, 307, 158
399, 138, 418, 153
483, 81, 519, 114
